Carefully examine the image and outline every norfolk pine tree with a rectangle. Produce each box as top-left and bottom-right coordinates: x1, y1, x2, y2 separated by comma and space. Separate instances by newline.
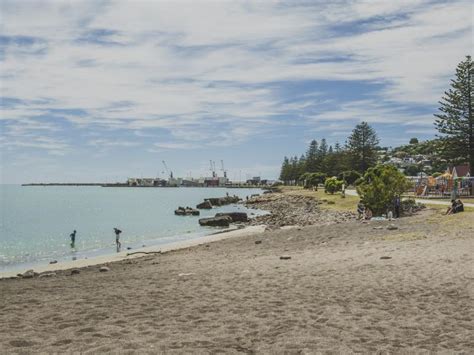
346, 122, 379, 173
434, 55, 474, 175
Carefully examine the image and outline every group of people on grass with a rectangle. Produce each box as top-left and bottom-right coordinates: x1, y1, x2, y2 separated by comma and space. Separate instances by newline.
357, 196, 401, 221
357, 196, 465, 219
445, 199, 464, 215
69, 228, 122, 252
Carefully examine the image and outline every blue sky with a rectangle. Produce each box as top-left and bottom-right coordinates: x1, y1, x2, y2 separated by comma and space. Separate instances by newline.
0, 0, 471, 183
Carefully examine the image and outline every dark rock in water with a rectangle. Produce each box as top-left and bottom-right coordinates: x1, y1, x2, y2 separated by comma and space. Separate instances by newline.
215, 212, 248, 222
22, 269, 35, 278
175, 207, 200, 216
70, 269, 80, 275
201, 196, 241, 208
99, 266, 110, 272
49, 260, 58, 264
127, 247, 132, 250
199, 216, 232, 227
196, 200, 213, 209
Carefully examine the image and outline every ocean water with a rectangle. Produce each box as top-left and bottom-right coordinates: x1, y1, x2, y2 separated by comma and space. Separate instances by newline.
0, 185, 265, 272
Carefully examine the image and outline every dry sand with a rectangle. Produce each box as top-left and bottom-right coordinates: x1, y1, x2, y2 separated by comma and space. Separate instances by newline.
1, 206, 473, 353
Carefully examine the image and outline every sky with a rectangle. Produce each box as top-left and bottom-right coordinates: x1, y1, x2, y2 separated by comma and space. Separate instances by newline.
0, 0, 472, 183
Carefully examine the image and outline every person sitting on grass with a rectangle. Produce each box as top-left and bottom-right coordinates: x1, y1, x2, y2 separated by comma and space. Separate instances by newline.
364, 208, 373, 220
455, 199, 464, 213
445, 200, 457, 215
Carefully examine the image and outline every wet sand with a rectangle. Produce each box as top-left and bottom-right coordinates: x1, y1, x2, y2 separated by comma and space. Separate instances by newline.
0, 206, 473, 353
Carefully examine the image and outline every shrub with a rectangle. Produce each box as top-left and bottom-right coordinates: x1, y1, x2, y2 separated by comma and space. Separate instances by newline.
324, 177, 344, 194
356, 165, 411, 216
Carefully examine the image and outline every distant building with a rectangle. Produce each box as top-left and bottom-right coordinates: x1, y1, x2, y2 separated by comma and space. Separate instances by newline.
246, 176, 261, 185
447, 164, 471, 178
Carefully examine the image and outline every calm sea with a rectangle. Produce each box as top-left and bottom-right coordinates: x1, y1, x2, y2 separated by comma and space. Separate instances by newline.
0, 185, 265, 272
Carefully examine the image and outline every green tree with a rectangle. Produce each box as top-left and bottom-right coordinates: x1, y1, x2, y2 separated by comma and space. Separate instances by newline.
404, 164, 421, 176
346, 122, 379, 173
305, 140, 319, 172
338, 170, 361, 185
434, 55, 474, 175
279, 156, 290, 184
301, 172, 327, 188
409, 137, 419, 145
324, 177, 344, 194
356, 165, 411, 216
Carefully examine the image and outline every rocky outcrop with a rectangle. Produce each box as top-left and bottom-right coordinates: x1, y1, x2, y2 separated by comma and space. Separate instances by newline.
175, 206, 200, 216
196, 200, 213, 209
215, 212, 248, 222
199, 216, 232, 227
244, 193, 356, 228
197, 195, 241, 209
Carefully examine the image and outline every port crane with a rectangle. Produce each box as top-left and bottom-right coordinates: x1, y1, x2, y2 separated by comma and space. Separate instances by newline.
220, 160, 227, 178
209, 160, 217, 178
162, 160, 173, 179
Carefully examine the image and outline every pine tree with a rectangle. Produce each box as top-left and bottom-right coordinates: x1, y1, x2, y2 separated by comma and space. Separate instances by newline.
279, 156, 290, 184
346, 121, 379, 173
317, 138, 328, 173
305, 140, 319, 172
434, 55, 474, 175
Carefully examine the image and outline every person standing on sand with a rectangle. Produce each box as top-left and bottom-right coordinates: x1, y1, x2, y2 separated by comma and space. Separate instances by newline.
394, 196, 401, 219
70, 230, 76, 248
114, 228, 122, 251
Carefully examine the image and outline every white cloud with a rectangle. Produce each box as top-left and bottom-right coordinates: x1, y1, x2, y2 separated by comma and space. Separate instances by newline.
0, 0, 470, 154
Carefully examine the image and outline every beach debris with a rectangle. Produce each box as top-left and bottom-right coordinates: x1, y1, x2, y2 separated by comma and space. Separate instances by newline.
99, 266, 110, 272
175, 206, 200, 216
215, 212, 248, 222
196, 200, 213, 209
255, 240, 262, 245
380, 256, 392, 260
280, 255, 292, 260
373, 226, 383, 230
387, 224, 398, 230
39, 272, 56, 278
70, 269, 81, 275
199, 216, 232, 227
49, 260, 58, 264
21, 269, 36, 278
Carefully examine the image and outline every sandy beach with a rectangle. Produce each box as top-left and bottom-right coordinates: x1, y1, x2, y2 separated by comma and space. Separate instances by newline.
1, 192, 473, 353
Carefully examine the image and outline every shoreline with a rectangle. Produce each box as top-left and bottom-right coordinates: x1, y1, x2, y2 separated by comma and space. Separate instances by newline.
0, 225, 267, 279
1, 188, 473, 352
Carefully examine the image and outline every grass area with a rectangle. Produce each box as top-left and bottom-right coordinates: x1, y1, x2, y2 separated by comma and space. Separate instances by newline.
279, 186, 359, 212
425, 205, 474, 227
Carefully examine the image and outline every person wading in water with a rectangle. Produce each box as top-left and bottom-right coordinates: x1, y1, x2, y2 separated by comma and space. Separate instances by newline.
70, 230, 77, 249
114, 228, 122, 252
